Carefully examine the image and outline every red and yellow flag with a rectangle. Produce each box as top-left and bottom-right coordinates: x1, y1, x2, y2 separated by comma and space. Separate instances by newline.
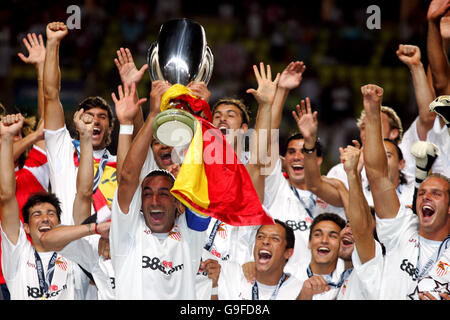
171, 115, 274, 226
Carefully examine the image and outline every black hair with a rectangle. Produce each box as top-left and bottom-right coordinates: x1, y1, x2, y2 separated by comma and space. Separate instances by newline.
256, 219, 295, 250
309, 213, 346, 240
142, 169, 176, 185
383, 138, 407, 186
22, 192, 62, 224
285, 133, 323, 158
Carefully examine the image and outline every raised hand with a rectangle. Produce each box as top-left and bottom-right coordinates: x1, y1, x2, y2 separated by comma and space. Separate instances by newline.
291, 97, 318, 146
0, 113, 24, 137
340, 140, 362, 174
18, 33, 46, 67
278, 61, 306, 90
427, 0, 450, 21
396, 44, 421, 68
46, 22, 68, 43
149, 80, 171, 115
73, 108, 94, 138
361, 84, 383, 115
112, 82, 147, 125
114, 48, 149, 87
187, 81, 211, 102
246, 62, 280, 106
201, 259, 221, 288
298, 275, 330, 300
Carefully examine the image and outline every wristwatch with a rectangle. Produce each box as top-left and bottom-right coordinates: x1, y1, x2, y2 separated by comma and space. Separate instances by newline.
302, 140, 318, 154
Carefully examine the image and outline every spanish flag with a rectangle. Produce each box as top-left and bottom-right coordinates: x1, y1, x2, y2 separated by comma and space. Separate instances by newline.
169, 111, 274, 227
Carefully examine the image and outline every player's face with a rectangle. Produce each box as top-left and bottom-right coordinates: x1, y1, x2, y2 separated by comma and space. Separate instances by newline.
23, 202, 60, 241
384, 141, 405, 186
309, 220, 341, 267
141, 175, 180, 233
416, 176, 450, 239
254, 224, 293, 274
212, 104, 248, 134
151, 138, 174, 170
85, 107, 111, 150
338, 223, 354, 262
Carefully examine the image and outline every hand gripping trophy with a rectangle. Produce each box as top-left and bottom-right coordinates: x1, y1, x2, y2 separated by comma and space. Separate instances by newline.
147, 18, 214, 147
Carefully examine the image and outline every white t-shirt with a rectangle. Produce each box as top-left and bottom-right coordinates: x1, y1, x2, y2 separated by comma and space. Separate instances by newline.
293, 260, 346, 300
376, 205, 449, 299
1, 225, 80, 300
399, 116, 450, 179
217, 260, 302, 300
195, 219, 258, 299
337, 241, 384, 300
44, 126, 117, 225
327, 163, 415, 209
59, 233, 115, 300
110, 184, 209, 300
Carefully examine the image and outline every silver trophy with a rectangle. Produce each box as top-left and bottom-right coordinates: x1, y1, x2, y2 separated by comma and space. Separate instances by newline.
148, 19, 214, 147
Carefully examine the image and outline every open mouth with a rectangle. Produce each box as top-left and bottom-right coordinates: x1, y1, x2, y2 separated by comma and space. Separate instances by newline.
421, 204, 435, 219
258, 250, 272, 264
159, 152, 173, 165
341, 236, 354, 247
292, 164, 304, 174
93, 127, 101, 137
38, 225, 52, 232
150, 210, 165, 223
317, 246, 331, 255
218, 124, 228, 135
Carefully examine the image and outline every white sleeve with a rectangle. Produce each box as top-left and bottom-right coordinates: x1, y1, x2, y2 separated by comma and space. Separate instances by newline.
217, 260, 243, 300
326, 163, 349, 188
375, 206, 418, 252
1, 225, 29, 281
263, 158, 285, 208
58, 235, 100, 273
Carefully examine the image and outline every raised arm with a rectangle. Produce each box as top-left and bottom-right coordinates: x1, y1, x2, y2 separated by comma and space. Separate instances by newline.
72, 109, 94, 225
361, 84, 400, 219
427, 0, 450, 95
271, 61, 306, 130
341, 141, 375, 264
112, 82, 147, 183
117, 80, 169, 213
245, 62, 279, 202
0, 114, 25, 245
43, 22, 68, 131
114, 47, 148, 135
396, 44, 436, 139
293, 98, 344, 206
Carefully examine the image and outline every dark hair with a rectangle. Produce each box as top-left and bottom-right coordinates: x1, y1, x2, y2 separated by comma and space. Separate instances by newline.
383, 138, 407, 185
285, 133, 323, 158
142, 169, 176, 185
212, 98, 250, 125
256, 219, 295, 250
309, 213, 346, 240
22, 192, 62, 224
77, 96, 115, 146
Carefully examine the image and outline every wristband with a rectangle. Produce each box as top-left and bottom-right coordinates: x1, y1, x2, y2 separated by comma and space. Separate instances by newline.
119, 124, 134, 135
211, 286, 218, 295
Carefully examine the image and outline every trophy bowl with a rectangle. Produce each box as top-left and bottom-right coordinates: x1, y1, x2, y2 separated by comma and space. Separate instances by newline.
152, 108, 198, 147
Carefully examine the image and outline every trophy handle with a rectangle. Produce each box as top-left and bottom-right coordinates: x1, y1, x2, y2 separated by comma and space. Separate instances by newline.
147, 42, 165, 82
195, 46, 214, 85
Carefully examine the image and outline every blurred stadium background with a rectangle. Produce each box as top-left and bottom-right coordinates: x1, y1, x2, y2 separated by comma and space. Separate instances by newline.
0, 0, 432, 172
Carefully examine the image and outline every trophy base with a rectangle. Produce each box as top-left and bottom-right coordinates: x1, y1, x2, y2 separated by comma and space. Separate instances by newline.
153, 109, 197, 147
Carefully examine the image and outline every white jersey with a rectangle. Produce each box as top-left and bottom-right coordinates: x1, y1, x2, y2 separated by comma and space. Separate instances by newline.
400, 116, 450, 179
337, 241, 384, 300
110, 184, 209, 300
59, 233, 115, 300
44, 126, 117, 225
195, 219, 258, 299
327, 162, 415, 208
376, 205, 449, 299
217, 260, 302, 300
1, 225, 80, 300
293, 260, 346, 300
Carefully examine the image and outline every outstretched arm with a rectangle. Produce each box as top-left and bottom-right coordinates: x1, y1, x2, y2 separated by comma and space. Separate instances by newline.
396, 44, 436, 139
72, 109, 94, 225
112, 82, 148, 183
427, 0, 450, 95
293, 98, 344, 207
117, 80, 169, 213
245, 62, 279, 202
341, 141, 375, 264
0, 114, 25, 245
43, 22, 68, 131
361, 84, 399, 219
